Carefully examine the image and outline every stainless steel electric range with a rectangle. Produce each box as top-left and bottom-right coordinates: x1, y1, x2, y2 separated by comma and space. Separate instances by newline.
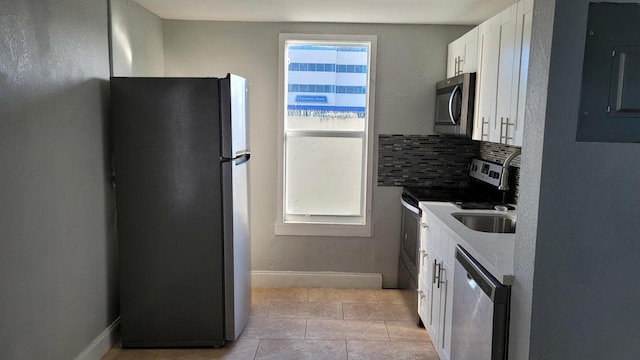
398, 158, 516, 325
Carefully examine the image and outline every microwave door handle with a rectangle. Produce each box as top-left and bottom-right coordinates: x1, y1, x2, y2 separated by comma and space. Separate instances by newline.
448, 85, 460, 125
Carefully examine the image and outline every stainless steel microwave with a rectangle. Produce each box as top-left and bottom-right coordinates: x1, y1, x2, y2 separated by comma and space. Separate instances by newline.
434, 73, 476, 137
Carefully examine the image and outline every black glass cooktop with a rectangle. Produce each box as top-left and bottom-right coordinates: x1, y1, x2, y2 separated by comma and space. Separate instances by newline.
402, 186, 514, 210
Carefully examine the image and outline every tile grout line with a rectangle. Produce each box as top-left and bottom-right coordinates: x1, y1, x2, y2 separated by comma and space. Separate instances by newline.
253, 338, 262, 360
265, 300, 272, 319
384, 320, 391, 341
344, 339, 349, 360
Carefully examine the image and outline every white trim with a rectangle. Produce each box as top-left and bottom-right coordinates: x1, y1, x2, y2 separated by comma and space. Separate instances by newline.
275, 33, 377, 237
274, 222, 372, 237
251, 271, 382, 289
74, 317, 120, 360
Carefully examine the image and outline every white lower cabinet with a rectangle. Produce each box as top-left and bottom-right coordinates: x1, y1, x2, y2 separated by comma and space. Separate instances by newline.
441, 261, 454, 360
418, 212, 455, 360
418, 213, 432, 330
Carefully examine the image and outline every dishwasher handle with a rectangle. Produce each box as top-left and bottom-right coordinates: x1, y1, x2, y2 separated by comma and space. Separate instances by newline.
455, 245, 509, 304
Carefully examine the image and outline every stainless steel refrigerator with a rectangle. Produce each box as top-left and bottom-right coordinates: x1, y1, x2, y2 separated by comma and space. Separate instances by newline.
111, 75, 251, 348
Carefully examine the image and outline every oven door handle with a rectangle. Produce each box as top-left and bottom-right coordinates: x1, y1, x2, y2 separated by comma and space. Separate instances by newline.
401, 199, 420, 216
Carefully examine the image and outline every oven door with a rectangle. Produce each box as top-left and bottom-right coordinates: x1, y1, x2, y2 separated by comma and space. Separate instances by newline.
399, 198, 421, 324
400, 199, 421, 277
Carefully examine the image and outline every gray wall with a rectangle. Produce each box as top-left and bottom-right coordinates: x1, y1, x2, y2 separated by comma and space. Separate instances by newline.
163, 21, 470, 287
110, 0, 165, 77
0, 1, 117, 360
508, 0, 554, 357
515, 0, 640, 358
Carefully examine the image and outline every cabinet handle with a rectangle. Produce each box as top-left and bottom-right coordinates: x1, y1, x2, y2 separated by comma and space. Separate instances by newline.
503, 117, 514, 144
438, 264, 445, 288
458, 56, 464, 74
420, 249, 428, 260
421, 223, 428, 229
499, 117, 514, 144
481, 117, 489, 140
432, 259, 438, 285
454, 57, 459, 75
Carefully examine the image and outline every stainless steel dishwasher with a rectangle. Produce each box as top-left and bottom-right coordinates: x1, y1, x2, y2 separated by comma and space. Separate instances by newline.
451, 245, 510, 360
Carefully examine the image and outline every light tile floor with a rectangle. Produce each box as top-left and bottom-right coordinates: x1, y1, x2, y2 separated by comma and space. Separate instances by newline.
101, 287, 439, 360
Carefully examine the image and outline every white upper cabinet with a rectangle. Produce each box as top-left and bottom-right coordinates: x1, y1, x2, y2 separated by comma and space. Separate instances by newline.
446, 27, 478, 78
461, 28, 479, 75
447, 41, 459, 78
492, 3, 519, 143
464, 0, 533, 146
511, 0, 534, 146
473, 14, 501, 142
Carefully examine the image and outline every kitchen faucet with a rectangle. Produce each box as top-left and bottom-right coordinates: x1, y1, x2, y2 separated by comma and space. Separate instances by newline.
498, 148, 522, 191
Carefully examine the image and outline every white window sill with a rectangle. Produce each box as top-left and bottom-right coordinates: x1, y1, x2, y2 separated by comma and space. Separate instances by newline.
274, 222, 373, 237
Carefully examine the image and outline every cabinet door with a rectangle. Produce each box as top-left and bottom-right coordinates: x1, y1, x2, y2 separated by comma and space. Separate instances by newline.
493, 3, 519, 143
417, 214, 431, 326
447, 39, 462, 78
422, 241, 434, 297
461, 27, 479, 74
448, 28, 479, 78
510, 0, 534, 146
418, 277, 431, 325
440, 262, 455, 360
473, 15, 500, 141
419, 212, 429, 263
426, 257, 441, 347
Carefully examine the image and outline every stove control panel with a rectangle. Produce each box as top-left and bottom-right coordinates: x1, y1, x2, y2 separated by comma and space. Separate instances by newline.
469, 158, 503, 187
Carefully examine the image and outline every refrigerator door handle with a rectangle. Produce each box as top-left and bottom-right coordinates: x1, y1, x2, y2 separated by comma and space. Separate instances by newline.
220, 151, 250, 165
234, 152, 250, 166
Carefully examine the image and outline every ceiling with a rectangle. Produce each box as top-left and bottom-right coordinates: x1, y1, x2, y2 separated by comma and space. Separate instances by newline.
135, 0, 518, 25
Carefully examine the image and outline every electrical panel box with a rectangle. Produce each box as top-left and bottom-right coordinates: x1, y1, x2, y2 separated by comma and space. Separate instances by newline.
577, 3, 640, 143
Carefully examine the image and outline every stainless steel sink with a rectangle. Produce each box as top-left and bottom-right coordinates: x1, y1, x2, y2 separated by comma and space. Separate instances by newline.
451, 213, 516, 233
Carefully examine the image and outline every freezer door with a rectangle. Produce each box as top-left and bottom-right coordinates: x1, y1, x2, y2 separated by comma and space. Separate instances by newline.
220, 74, 251, 340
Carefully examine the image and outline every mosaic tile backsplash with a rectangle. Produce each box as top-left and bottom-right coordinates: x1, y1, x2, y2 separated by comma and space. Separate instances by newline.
479, 142, 521, 168
377, 135, 521, 203
377, 134, 480, 187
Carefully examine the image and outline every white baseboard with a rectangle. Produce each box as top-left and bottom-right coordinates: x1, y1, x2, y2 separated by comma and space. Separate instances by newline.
74, 317, 120, 360
252, 271, 382, 289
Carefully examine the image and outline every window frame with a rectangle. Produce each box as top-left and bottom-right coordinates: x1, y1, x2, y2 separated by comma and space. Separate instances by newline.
275, 33, 377, 237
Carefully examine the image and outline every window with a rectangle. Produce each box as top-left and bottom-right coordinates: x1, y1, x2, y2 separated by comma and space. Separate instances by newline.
275, 34, 377, 237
